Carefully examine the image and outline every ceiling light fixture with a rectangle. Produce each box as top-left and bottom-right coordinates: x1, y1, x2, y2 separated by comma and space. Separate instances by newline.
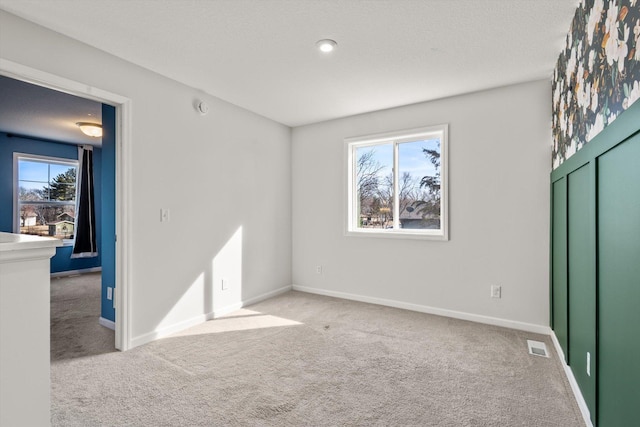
316, 39, 337, 53
76, 122, 103, 138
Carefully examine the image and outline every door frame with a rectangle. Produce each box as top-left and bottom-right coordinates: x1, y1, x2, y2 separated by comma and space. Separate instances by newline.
0, 58, 133, 351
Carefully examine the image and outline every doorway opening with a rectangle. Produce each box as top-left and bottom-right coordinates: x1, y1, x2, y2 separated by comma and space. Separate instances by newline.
0, 58, 132, 351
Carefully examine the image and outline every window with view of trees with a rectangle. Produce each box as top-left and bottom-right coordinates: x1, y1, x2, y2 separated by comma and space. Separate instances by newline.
15, 154, 78, 241
346, 125, 448, 240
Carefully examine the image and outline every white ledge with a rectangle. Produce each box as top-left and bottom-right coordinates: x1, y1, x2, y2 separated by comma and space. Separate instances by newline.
0, 232, 61, 262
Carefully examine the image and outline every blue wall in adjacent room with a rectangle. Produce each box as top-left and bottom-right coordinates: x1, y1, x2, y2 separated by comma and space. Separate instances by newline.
0, 132, 102, 273
101, 104, 116, 323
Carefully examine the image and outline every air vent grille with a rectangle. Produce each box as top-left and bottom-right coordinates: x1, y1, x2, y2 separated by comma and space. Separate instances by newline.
527, 340, 549, 358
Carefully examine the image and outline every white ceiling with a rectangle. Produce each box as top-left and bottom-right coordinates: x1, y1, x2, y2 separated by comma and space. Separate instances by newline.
0, 0, 578, 127
0, 75, 103, 146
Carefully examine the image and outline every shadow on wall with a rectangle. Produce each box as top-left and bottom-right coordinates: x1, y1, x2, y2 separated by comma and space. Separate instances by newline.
140, 226, 246, 345
164, 225, 243, 323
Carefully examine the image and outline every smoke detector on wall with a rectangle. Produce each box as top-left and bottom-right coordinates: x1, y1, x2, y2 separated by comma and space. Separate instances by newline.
196, 100, 209, 115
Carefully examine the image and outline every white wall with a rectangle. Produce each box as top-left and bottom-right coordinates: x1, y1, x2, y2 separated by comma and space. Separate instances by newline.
0, 11, 292, 346
0, 9, 552, 344
292, 80, 551, 329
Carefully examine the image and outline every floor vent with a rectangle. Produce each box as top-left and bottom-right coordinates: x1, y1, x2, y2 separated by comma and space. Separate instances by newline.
527, 340, 549, 358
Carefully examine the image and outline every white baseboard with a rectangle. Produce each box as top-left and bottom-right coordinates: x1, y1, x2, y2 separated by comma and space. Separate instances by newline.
211, 285, 293, 318
99, 317, 115, 330
50, 267, 102, 278
210, 303, 243, 319
291, 284, 552, 335
292, 286, 592, 423
130, 285, 293, 349
549, 332, 594, 427
125, 281, 591, 427
131, 313, 209, 348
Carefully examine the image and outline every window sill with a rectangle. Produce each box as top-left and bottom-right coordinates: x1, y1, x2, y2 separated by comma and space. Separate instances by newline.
345, 229, 448, 241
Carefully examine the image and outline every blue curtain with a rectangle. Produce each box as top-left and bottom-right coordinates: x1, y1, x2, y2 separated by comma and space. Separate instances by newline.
71, 145, 98, 258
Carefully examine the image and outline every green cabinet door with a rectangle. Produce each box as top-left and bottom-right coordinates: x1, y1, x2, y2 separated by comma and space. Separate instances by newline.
567, 164, 596, 423
552, 178, 569, 362
597, 134, 640, 426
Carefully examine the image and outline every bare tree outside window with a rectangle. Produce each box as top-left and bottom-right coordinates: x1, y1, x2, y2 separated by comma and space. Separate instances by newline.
348, 125, 448, 239
16, 156, 77, 240
355, 144, 392, 228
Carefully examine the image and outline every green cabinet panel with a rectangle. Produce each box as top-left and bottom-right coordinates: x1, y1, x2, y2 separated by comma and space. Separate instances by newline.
597, 134, 640, 427
552, 100, 640, 427
567, 164, 596, 424
552, 178, 569, 363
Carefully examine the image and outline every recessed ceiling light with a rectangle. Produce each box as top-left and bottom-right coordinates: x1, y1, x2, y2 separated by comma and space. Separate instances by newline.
316, 39, 337, 53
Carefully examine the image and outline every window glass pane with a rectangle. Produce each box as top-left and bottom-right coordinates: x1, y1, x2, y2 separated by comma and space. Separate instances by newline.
18, 160, 49, 200
18, 203, 76, 240
398, 138, 441, 230
18, 181, 47, 201
48, 166, 77, 201
49, 163, 71, 178
355, 143, 393, 229
16, 157, 78, 238
18, 160, 48, 183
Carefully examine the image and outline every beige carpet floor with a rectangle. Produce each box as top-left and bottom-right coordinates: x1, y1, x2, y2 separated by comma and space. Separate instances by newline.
51, 273, 115, 361
51, 275, 585, 426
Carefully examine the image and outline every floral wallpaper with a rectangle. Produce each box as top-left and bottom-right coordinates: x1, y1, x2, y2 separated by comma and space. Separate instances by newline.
552, 0, 640, 168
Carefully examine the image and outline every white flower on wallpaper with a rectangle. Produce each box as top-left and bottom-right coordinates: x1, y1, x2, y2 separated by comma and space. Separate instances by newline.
552, 0, 640, 168
634, 19, 640, 59
590, 87, 599, 112
588, 0, 605, 45
603, 2, 630, 73
587, 112, 605, 142
625, 80, 640, 107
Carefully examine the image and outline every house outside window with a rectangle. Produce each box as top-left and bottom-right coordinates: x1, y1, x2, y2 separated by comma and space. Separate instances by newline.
14, 153, 78, 243
346, 124, 448, 240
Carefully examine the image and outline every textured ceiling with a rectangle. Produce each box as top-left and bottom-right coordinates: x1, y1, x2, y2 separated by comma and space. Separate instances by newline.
0, 0, 578, 127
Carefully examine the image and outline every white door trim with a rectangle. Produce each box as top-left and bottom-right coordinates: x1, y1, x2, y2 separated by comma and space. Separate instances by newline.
0, 58, 133, 351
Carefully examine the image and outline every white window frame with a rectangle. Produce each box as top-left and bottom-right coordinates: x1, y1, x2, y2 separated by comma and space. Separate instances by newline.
13, 152, 79, 246
345, 124, 449, 240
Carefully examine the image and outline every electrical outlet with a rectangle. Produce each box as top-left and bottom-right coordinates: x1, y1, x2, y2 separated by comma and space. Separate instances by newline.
160, 208, 170, 222
490, 285, 501, 298
316, 265, 322, 274
587, 352, 591, 376
221, 278, 229, 290
107, 287, 113, 300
